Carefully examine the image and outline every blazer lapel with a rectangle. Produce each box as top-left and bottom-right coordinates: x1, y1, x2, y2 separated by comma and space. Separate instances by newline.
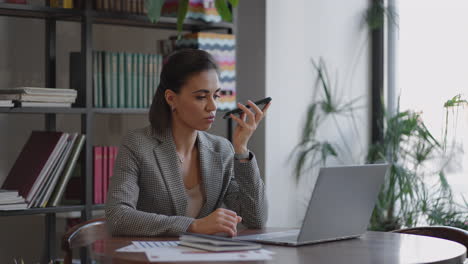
197, 132, 223, 218
152, 128, 188, 216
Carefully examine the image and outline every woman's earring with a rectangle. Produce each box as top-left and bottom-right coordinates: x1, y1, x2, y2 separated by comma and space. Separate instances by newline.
171, 106, 176, 112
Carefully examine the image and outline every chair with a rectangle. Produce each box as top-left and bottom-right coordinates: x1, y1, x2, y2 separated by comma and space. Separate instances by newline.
391, 226, 468, 258
61, 217, 108, 264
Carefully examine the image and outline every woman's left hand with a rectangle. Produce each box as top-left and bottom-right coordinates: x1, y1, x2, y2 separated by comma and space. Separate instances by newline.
230, 100, 271, 154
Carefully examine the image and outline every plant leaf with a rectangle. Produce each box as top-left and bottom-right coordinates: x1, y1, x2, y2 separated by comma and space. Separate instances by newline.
228, 0, 239, 7
177, 0, 189, 33
294, 143, 320, 181
321, 142, 338, 162
145, 0, 166, 23
365, 0, 385, 30
215, 0, 232, 22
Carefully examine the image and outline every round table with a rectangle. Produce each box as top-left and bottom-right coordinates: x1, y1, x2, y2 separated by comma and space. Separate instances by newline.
89, 230, 467, 264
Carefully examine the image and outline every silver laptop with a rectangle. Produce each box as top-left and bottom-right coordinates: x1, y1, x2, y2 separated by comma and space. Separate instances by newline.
236, 164, 389, 246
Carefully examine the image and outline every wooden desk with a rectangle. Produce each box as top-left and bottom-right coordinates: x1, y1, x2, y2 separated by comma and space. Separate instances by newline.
88, 229, 467, 264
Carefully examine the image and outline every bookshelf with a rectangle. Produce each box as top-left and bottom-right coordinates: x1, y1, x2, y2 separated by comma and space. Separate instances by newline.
0, 1, 234, 263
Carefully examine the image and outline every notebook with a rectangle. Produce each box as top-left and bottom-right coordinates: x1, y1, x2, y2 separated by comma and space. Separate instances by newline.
179, 232, 262, 252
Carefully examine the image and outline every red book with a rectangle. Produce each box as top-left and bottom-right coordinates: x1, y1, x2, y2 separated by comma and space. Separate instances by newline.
103, 146, 111, 203
93, 146, 103, 204
102, 146, 108, 204
106, 146, 118, 203
2, 131, 64, 203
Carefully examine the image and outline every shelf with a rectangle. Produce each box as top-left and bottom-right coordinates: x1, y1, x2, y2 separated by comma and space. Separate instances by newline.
0, 3, 81, 20
56, 204, 105, 218
0, 204, 106, 216
0, 205, 85, 216
92, 108, 149, 114
89, 10, 234, 31
92, 204, 105, 210
0, 107, 87, 114
0, 3, 234, 31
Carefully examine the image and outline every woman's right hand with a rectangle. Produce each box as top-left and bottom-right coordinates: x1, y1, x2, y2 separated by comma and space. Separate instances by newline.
188, 208, 242, 237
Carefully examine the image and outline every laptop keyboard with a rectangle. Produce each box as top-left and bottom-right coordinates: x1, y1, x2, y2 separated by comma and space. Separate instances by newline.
238, 230, 300, 241
262, 235, 298, 242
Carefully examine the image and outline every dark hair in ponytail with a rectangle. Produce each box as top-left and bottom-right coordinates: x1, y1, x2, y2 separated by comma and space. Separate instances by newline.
149, 49, 219, 132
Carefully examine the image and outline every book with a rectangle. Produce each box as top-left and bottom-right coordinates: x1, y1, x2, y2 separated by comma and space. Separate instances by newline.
118, 52, 125, 108
0, 189, 19, 198
125, 53, 132, 108
103, 146, 110, 203
0, 94, 76, 102
111, 52, 118, 108
0, 203, 28, 211
28, 133, 70, 207
179, 233, 262, 252
97, 51, 103, 107
93, 50, 100, 107
93, 146, 103, 204
2, 131, 65, 205
104, 146, 117, 203
17, 102, 72, 108
131, 53, 138, 108
0, 100, 13, 107
37, 133, 78, 207
102, 146, 108, 203
0, 190, 25, 205
0, 196, 25, 205
0, 87, 77, 95
48, 134, 86, 207
104, 51, 111, 107
143, 54, 148, 108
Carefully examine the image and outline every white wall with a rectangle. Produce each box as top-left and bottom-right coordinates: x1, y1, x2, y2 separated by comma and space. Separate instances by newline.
265, 0, 371, 227
236, 0, 266, 174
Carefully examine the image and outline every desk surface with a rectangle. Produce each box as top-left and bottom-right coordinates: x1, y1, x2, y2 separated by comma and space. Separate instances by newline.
89, 229, 467, 264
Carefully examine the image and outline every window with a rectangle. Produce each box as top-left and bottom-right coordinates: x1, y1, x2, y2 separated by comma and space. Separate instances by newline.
399, 0, 468, 204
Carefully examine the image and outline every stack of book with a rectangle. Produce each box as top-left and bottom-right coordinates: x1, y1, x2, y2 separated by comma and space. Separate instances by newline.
93, 145, 118, 204
0, 87, 77, 108
1, 131, 86, 208
0, 190, 27, 211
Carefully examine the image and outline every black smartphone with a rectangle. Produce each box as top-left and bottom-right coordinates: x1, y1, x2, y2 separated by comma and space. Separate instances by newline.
222, 97, 272, 119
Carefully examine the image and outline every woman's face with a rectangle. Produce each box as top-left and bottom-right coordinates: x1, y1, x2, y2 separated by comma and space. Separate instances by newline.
169, 69, 221, 131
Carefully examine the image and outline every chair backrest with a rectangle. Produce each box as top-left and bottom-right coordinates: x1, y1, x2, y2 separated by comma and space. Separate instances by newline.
391, 226, 468, 255
61, 217, 108, 264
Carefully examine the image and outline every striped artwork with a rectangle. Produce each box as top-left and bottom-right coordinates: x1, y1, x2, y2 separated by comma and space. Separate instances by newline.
176, 33, 236, 111
162, 0, 222, 23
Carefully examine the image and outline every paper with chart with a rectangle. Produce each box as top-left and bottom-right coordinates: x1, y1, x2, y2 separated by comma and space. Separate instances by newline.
115, 240, 275, 262
145, 248, 274, 262
116, 241, 180, 252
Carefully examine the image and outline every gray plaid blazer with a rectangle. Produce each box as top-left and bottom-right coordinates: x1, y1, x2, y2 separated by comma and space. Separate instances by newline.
105, 126, 267, 236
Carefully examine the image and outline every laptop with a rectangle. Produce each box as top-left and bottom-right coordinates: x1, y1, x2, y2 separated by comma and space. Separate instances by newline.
236, 164, 389, 246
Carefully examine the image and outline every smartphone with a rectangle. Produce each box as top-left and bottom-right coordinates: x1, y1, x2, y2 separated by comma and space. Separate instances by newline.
222, 97, 272, 119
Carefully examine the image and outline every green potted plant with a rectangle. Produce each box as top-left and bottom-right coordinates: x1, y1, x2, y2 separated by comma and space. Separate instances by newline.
144, 0, 239, 32
291, 58, 468, 231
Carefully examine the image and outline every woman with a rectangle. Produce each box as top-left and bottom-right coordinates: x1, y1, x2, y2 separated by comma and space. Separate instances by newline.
105, 49, 270, 237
